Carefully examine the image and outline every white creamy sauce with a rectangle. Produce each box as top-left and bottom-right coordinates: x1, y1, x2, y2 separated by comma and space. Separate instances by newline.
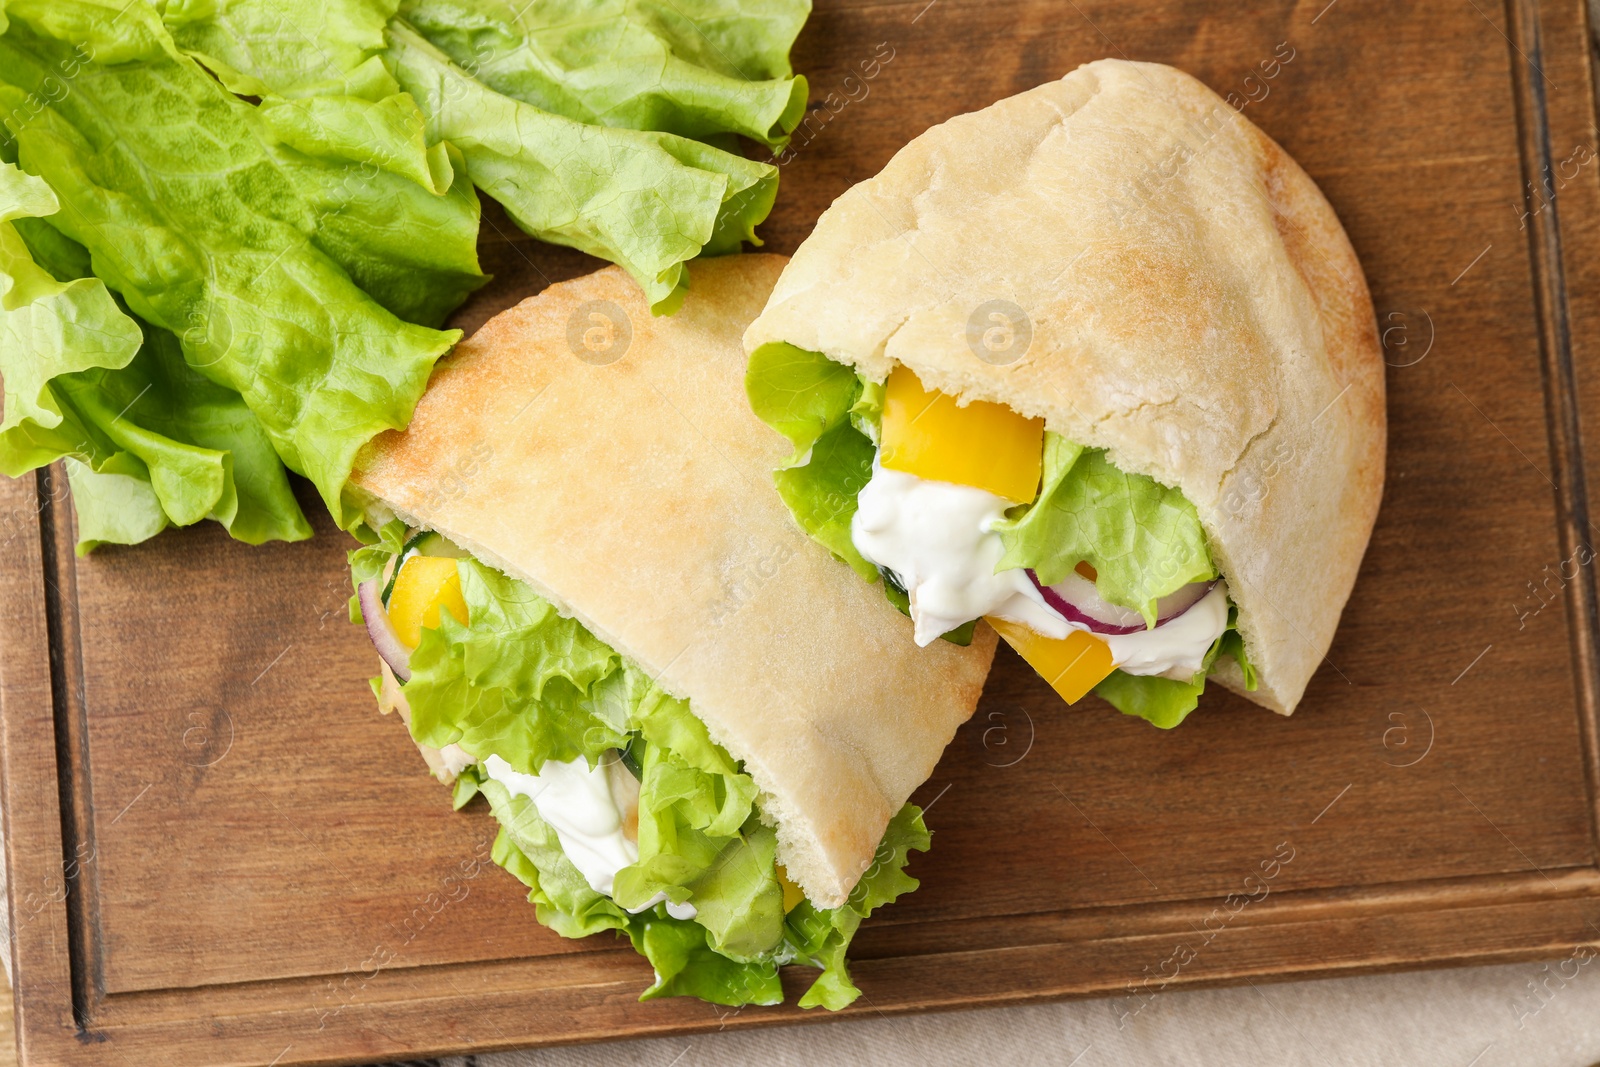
852, 462, 1066, 646
482, 753, 696, 920
1103, 583, 1230, 680
850, 461, 1228, 679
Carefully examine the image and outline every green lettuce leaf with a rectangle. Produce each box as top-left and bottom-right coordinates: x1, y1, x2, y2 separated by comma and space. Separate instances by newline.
161, 0, 490, 328
748, 341, 877, 577
50, 321, 315, 550
994, 434, 1216, 627
629, 911, 784, 1005
0, 160, 312, 551
772, 422, 877, 579
400, 0, 808, 148
1092, 670, 1206, 730
0, 161, 143, 473
1216, 624, 1259, 691
850, 376, 885, 444
162, 0, 792, 314
387, 20, 778, 313
403, 558, 628, 770
0, 1, 460, 530
347, 517, 410, 622
614, 686, 778, 959
784, 803, 930, 1009
63, 457, 169, 551
395, 550, 784, 960
745, 341, 860, 463
270, 132, 486, 329
161, 0, 400, 97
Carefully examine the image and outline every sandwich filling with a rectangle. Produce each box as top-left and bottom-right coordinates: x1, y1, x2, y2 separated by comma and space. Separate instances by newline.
747, 344, 1256, 728
851, 460, 1231, 679
480, 753, 699, 920
351, 521, 927, 1009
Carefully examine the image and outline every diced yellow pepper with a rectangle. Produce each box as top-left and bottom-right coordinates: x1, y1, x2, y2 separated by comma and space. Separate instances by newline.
879, 365, 1045, 504
388, 556, 468, 649
775, 863, 806, 913
986, 617, 1116, 704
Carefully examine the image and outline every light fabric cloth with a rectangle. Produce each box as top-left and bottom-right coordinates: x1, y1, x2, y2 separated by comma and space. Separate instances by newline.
432, 960, 1600, 1067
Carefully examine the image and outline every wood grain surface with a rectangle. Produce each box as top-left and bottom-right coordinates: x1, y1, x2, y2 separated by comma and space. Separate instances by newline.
3, 0, 1600, 1063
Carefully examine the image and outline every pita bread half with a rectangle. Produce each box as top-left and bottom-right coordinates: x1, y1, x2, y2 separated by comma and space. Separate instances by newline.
743, 60, 1385, 715
350, 254, 996, 909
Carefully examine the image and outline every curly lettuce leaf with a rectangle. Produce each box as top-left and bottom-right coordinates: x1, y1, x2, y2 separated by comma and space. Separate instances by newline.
850, 376, 885, 444
1216, 624, 1259, 691
1093, 610, 1258, 729
0, 161, 312, 551
629, 914, 783, 1005
163, 0, 789, 315
401, 0, 808, 148
614, 685, 778, 959
464, 749, 786, 1005
347, 517, 411, 621
51, 322, 315, 550
0, 2, 459, 530
746, 341, 859, 462
269, 130, 486, 329
63, 457, 169, 551
747, 341, 878, 582
403, 558, 628, 769
0, 161, 143, 471
772, 422, 876, 579
161, 0, 401, 97
995, 434, 1216, 627
784, 803, 929, 1009
1092, 670, 1206, 730
387, 21, 778, 313
159, 0, 488, 327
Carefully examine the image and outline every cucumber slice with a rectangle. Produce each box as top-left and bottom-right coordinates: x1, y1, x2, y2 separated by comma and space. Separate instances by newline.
619, 739, 643, 781
409, 531, 471, 559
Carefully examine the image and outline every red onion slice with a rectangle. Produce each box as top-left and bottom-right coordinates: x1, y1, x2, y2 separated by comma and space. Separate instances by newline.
359, 578, 412, 682
1028, 569, 1216, 636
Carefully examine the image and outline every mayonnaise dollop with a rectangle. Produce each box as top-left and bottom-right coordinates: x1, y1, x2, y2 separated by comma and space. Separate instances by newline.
1102, 582, 1230, 680
852, 462, 1066, 646
482, 753, 696, 920
850, 461, 1228, 679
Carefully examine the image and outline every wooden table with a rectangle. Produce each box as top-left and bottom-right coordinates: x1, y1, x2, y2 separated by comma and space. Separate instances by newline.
3, 0, 1600, 1063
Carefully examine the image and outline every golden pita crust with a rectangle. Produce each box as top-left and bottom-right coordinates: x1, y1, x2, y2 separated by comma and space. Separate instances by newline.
744, 60, 1385, 714
352, 255, 995, 908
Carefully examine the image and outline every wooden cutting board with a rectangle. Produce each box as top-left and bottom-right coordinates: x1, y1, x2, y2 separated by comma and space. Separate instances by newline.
4, 0, 1600, 1063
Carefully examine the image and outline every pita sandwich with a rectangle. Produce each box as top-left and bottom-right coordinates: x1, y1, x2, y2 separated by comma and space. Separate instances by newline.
742, 59, 1384, 722
345, 253, 995, 1009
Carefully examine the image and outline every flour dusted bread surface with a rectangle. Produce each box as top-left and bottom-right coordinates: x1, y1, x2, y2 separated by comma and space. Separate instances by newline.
744, 60, 1385, 714
351, 254, 995, 908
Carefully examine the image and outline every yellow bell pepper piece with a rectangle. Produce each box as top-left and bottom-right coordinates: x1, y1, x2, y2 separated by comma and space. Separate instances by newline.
388, 556, 469, 649
775, 863, 806, 913
986, 617, 1115, 704
879, 365, 1045, 504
